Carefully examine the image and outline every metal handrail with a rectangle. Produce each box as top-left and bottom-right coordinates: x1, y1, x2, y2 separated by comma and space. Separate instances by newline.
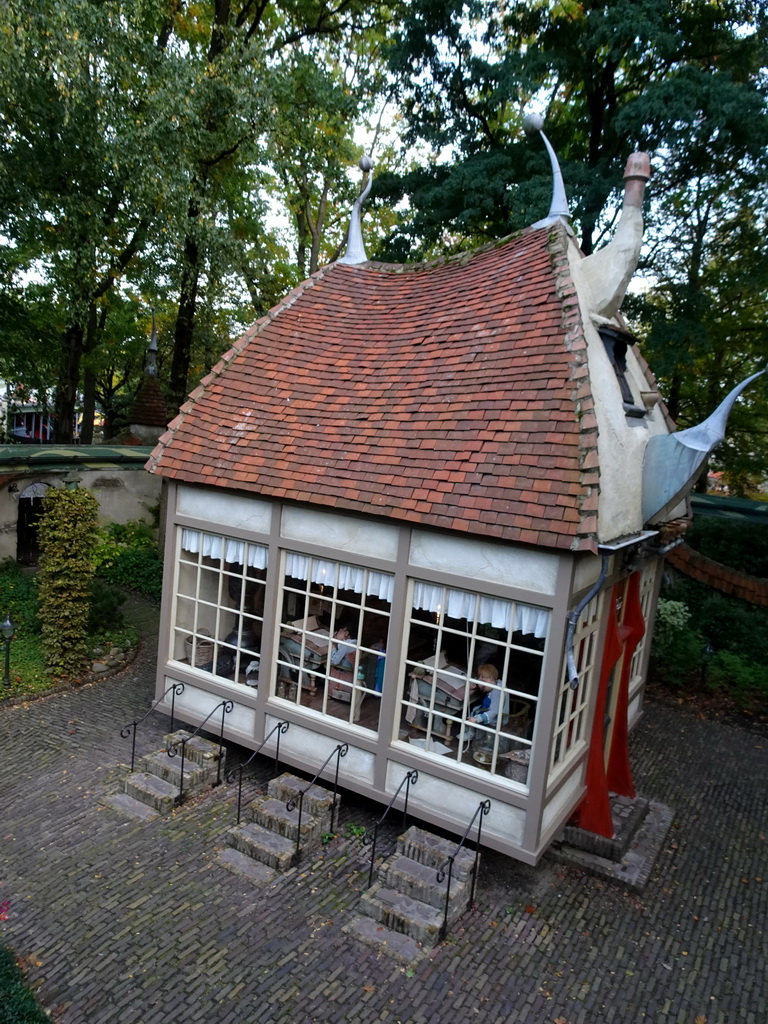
167, 699, 233, 805
225, 720, 290, 824
363, 770, 418, 888
436, 799, 491, 941
120, 683, 185, 773
286, 743, 348, 861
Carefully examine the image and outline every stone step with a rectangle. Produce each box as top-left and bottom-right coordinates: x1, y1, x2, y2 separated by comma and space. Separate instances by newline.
343, 915, 425, 963
103, 792, 160, 822
164, 731, 226, 771
245, 795, 325, 844
396, 825, 476, 881
378, 853, 471, 914
360, 882, 444, 947
139, 752, 216, 794
217, 847, 277, 884
124, 772, 178, 815
225, 821, 298, 872
267, 772, 338, 825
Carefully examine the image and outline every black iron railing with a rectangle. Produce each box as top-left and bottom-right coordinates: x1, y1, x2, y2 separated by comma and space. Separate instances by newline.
167, 699, 233, 805
225, 720, 290, 825
120, 683, 185, 773
286, 742, 348, 861
436, 798, 491, 941
363, 769, 418, 888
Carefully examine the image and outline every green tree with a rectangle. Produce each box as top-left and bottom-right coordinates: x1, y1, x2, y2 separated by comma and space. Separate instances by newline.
378, 0, 768, 479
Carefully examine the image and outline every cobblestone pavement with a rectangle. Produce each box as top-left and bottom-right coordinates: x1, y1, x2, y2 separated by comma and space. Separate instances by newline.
1, 595, 766, 1024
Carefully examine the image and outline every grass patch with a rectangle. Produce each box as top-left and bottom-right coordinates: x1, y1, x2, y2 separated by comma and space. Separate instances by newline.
0, 946, 49, 1024
0, 560, 140, 700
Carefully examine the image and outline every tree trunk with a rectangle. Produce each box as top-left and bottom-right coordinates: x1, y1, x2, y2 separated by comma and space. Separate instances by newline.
80, 365, 97, 444
53, 322, 85, 443
169, 230, 201, 416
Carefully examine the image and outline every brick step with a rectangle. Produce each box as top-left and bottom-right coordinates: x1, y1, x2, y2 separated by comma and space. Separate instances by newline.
267, 772, 338, 825
396, 825, 476, 880
103, 792, 159, 822
343, 915, 425, 963
378, 852, 470, 914
124, 772, 178, 815
360, 882, 444, 947
163, 731, 226, 771
139, 752, 217, 794
226, 821, 297, 872
245, 794, 326, 844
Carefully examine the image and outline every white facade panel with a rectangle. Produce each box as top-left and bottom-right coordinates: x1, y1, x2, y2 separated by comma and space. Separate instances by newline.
170, 680, 256, 736
541, 770, 584, 836
386, 760, 525, 846
409, 530, 558, 596
281, 506, 399, 562
277, 721, 376, 786
177, 485, 272, 536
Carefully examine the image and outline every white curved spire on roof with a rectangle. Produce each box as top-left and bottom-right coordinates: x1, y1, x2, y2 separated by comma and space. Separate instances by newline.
338, 156, 374, 265
523, 113, 574, 234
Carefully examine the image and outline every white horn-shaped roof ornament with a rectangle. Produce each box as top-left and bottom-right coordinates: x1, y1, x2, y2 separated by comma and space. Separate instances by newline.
523, 113, 573, 234
338, 155, 374, 265
642, 368, 766, 524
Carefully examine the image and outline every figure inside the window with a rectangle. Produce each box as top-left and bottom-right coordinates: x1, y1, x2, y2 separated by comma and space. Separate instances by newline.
468, 663, 507, 727
330, 622, 358, 672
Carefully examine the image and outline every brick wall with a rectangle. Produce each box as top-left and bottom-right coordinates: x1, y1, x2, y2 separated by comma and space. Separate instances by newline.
666, 543, 768, 607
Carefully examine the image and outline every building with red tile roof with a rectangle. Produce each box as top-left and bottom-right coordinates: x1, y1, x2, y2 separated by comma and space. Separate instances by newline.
147, 146, 709, 863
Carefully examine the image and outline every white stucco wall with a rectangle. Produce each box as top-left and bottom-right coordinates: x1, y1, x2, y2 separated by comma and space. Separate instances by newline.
567, 242, 670, 543
0, 468, 161, 562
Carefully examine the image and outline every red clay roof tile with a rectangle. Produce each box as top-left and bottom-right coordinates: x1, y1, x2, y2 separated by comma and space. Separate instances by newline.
148, 225, 599, 551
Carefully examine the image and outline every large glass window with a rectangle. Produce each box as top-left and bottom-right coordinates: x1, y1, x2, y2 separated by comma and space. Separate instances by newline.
550, 589, 603, 775
400, 581, 549, 786
172, 528, 267, 689
275, 553, 392, 733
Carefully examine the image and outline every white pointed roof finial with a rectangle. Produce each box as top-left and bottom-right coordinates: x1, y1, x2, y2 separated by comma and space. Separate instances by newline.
338, 156, 374, 264
523, 113, 573, 234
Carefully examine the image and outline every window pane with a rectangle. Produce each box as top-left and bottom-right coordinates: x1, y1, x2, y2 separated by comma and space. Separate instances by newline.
400, 581, 546, 785
274, 552, 392, 734
171, 528, 267, 690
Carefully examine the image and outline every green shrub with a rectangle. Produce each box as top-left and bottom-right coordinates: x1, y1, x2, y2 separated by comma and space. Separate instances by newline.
93, 518, 157, 573
0, 559, 40, 635
0, 946, 49, 1023
663, 576, 768, 667
38, 487, 99, 679
685, 517, 768, 578
706, 649, 768, 700
101, 547, 163, 601
650, 603, 704, 689
88, 578, 126, 633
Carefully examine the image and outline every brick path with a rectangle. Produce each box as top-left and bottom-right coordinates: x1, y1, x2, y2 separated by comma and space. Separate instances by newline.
1, 595, 766, 1024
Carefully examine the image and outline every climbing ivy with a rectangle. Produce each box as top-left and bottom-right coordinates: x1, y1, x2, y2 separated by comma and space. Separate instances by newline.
38, 486, 99, 679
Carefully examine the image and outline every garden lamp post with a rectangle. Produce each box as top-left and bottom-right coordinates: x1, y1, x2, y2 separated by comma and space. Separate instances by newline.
2, 616, 14, 688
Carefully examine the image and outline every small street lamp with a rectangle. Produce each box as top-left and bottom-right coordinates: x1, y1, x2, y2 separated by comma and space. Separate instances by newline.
2, 616, 14, 689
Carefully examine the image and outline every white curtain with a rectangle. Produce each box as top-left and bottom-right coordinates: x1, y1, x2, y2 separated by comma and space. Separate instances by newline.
181, 529, 268, 570
411, 582, 550, 638
284, 552, 394, 603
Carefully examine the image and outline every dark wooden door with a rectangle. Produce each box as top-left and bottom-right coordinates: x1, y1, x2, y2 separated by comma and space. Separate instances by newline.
17, 496, 44, 565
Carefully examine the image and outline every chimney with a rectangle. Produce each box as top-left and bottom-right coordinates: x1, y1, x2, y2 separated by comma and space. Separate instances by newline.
580, 153, 651, 319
